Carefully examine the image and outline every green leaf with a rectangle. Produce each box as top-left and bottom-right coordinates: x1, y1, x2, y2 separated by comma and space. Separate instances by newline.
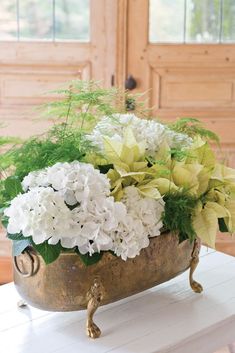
33, 242, 61, 265
7, 232, 23, 240
4, 176, 23, 199
77, 250, 103, 266
168, 117, 220, 145
1, 216, 9, 229
12, 238, 32, 256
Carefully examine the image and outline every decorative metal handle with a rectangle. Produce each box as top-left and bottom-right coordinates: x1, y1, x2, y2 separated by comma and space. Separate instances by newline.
14, 249, 39, 278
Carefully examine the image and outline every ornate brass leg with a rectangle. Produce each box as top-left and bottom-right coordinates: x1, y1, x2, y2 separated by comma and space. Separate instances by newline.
86, 278, 104, 339
189, 238, 203, 293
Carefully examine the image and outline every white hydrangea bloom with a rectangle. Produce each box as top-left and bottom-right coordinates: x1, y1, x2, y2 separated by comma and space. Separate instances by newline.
88, 113, 192, 155
49, 197, 126, 256
4, 187, 72, 244
109, 186, 164, 261
20, 161, 123, 254
121, 186, 164, 238
22, 161, 110, 206
110, 215, 148, 261
8, 162, 165, 261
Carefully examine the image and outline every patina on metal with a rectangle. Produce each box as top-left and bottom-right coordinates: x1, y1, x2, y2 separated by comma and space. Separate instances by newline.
13, 232, 203, 339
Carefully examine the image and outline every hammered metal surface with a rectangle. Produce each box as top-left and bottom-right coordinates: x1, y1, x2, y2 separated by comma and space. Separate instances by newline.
14, 232, 195, 312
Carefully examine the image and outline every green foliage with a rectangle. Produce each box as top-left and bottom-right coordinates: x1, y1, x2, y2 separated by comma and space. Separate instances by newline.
42, 80, 125, 128
75, 249, 104, 266
1, 215, 9, 228
33, 242, 61, 265
0, 136, 21, 146
0, 176, 22, 213
7, 232, 24, 240
189, 0, 220, 42
169, 118, 220, 145
42, 80, 151, 127
4, 176, 23, 199
162, 191, 198, 243
0, 124, 93, 180
170, 148, 191, 162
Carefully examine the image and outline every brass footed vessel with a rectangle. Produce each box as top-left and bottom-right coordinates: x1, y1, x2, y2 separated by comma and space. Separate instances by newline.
13, 232, 202, 338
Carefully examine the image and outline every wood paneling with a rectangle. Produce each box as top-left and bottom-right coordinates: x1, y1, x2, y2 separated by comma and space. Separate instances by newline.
150, 66, 235, 107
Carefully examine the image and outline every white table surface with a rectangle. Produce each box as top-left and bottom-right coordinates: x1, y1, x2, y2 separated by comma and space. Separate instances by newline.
0, 247, 235, 353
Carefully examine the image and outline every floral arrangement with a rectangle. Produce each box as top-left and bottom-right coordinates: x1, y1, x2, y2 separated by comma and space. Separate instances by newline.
0, 81, 235, 265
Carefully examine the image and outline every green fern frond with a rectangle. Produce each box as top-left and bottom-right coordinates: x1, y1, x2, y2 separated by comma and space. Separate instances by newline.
169, 117, 220, 145
162, 191, 198, 243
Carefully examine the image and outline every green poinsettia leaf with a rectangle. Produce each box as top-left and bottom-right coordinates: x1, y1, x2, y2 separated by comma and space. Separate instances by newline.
205, 201, 228, 218
197, 167, 212, 196
12, 238, 32, 256
103, 137, 122, 163
187, 142, 215, 168
77, 251, 103, 266
193, 207, 218, 248
33, 242, 61, 265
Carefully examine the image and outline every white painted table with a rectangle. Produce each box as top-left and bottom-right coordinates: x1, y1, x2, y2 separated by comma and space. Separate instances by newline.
1, 247, 235, 353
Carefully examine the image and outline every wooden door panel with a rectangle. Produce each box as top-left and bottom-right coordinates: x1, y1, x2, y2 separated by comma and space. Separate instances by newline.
151, 67, 235, 108
0, 63, 89, 105
0, 56, 91, 137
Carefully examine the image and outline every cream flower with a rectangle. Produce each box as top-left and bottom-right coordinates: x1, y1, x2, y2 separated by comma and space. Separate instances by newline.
4, 187, 72, 244
49, 197, 126, 256
22, 161, 111, 206
121, 186, 164, 237
109, 186, 164, 260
